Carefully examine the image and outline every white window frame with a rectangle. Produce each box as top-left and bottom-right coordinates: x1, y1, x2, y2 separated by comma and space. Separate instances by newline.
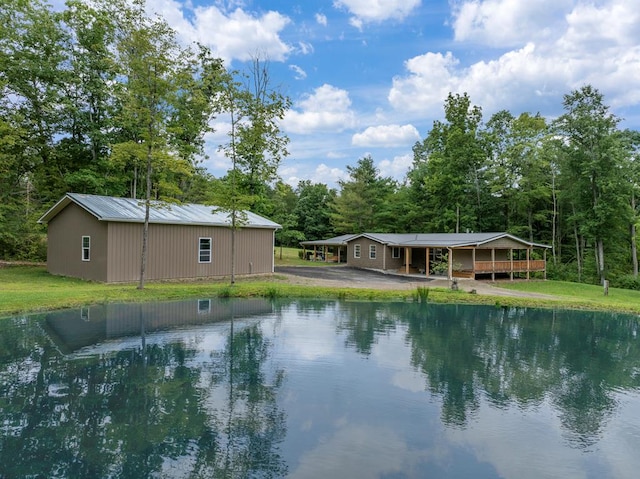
82, 236, 90, 262
198, 299, 211, 314
369, 244, 376, 259
199, 237, 212, 263
392, 247, 401, 259
354, 244, 361, 259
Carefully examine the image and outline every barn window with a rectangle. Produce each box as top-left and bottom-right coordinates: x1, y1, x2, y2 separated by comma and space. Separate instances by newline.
199, 238, 212, 263
354, 244, 361, 258
369, 244, 376, 259
82, 236, 90, 261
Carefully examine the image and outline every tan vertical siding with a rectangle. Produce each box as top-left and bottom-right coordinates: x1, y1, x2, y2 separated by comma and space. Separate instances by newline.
106, 222, 275, 282
479, 238, 527, 250
47, 204, 108, 281
347, 237, 386, 269
385, 247, 404, 270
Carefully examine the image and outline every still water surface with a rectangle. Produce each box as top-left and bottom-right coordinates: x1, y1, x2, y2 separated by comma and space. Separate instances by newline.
1, 299, 640, 478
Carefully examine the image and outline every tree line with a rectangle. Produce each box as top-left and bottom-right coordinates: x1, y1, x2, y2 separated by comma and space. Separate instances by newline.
1, 1, 639, 288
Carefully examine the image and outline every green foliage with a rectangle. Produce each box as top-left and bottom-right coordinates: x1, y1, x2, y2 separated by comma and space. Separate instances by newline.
610, 274, 640, 291
413, 286, 430, 303
408, 92, 487, 232
0, 0, 639, 291
330, 155, 397, 233
294, 180, 336, 240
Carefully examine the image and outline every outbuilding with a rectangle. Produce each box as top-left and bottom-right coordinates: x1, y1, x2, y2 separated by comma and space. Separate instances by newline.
38, 193, 280, 282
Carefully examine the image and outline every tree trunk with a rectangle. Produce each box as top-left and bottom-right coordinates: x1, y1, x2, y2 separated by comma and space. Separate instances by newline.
572, 204, 582, 282
551, 169, 557, 265
595, 238, 605, 284
632, 193, 638, 277
231, 210, 236, 285
138, 146, 152, 290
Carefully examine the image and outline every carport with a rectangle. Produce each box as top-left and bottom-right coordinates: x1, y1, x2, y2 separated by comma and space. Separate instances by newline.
300, 234, 354, 263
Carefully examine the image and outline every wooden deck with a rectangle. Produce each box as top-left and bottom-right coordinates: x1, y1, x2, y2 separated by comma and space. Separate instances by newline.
474, 260, 546, 274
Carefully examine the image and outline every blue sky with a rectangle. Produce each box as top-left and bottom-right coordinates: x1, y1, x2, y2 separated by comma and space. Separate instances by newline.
149, 0, 640, 187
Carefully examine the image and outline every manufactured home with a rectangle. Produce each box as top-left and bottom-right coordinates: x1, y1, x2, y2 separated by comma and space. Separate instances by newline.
301, 232, 549, 280
38, 193, 280, 282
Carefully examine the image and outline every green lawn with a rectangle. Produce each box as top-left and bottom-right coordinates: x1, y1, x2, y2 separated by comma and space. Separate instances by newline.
2, 251, 640, 317
498, 279, 640, 313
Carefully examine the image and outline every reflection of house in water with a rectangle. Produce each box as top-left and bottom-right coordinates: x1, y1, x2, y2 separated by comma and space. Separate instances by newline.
44, 298, 274, 354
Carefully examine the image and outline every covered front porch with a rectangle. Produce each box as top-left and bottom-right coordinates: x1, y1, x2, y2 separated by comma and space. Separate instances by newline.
399, 245, 547, 281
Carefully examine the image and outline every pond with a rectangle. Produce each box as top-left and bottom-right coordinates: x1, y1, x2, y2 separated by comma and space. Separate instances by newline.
1, 299, 640, 478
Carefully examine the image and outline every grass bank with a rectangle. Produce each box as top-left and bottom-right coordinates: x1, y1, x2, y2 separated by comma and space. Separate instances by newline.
2, 247, 640, 316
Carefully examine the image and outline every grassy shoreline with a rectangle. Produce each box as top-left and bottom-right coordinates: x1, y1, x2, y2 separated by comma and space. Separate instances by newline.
2, 264, 640, 317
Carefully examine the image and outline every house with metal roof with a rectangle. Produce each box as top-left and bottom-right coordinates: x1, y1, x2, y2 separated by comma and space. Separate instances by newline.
38, 193, 281, 283
301, 232, 550, 280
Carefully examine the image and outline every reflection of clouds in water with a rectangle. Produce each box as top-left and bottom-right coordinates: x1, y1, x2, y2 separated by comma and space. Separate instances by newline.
599, 392, 640, 479
265, 307, 342, 361
372, 325, 425, 393
444, 395, 640, 479
289, 424, 437, 479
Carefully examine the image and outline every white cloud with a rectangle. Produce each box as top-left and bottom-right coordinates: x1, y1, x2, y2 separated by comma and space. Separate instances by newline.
352, 124, 420, 147
289, 64, 308, 80
333, 0, 421, 25
378, 153, 413, 181
280, 162, 348, 188
283, 84, 357, 134
389, 0, 640, 119
297, 41, 314, 55
311, 163, 348, 185
316, 12, 328, 26
388, 51, 461, 114
148, 1, 292, 65
451, 0, 571, 47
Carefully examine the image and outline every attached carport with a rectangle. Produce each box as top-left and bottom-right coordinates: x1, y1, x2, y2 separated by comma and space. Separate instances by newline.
300, 234, 354, 263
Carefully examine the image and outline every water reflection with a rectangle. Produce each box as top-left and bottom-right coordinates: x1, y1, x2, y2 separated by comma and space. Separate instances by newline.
1, 298, 286, 478
1, 300, 639, 478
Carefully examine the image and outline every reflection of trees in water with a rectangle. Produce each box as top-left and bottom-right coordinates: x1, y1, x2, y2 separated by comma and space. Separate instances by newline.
0, 316, 287, 478
335, 302, 398, 356
335, 302, 640, 446
207, 323, 288, 478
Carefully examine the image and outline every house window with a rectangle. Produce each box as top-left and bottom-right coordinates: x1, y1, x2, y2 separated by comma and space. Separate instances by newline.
392, 247, 401, 259
354, 244, 361, 258
369, 244, 376, 259
82, 236, 90, 261
199, 237, 212, 263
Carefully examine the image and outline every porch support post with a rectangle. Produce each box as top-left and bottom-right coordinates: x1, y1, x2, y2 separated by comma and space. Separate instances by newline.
491, 248, 495, 281
510, 248, 514, 281
472, 248, 476, 279
324, 245, 328, 262
527, 248, 530, 280
313, 245, 317, 261
405, 247, 410, 274
447, 247, 453, 281
543, 249, 547, 280
383, 244, 387, 270
425, 247, 429, 277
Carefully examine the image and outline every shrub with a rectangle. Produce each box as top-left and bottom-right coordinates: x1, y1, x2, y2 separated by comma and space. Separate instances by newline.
610, 274, 640, 291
